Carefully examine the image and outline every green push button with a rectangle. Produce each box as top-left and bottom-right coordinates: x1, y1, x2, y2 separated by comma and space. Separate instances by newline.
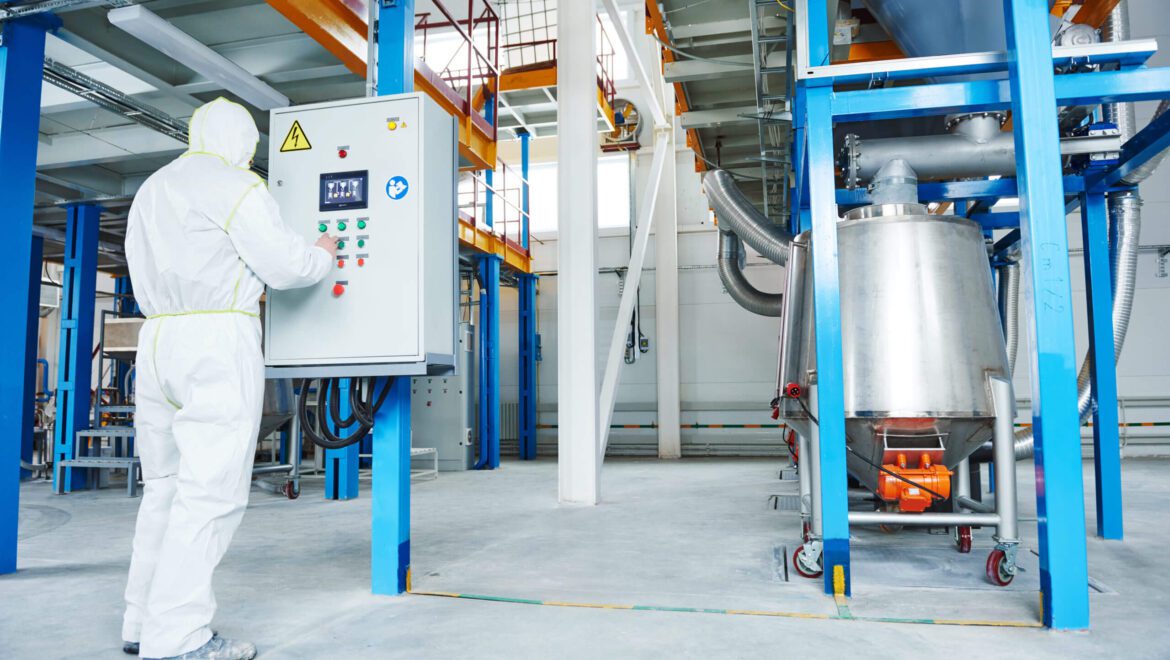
318, 223, 328, 232
357, 220, 367, 230
357, 239, 365, 248
337, 221, 347, 231
337, 241, 345, 249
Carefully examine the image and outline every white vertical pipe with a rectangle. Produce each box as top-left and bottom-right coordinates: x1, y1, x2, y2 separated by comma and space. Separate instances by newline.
557, 0, 601, 505
599, 131, 670, 458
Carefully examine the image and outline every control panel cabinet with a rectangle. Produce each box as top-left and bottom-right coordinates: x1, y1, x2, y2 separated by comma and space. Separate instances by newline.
264, 93, 457, 377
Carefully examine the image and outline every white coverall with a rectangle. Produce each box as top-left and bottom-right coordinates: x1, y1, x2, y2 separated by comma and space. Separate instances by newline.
122, 97, 330, 658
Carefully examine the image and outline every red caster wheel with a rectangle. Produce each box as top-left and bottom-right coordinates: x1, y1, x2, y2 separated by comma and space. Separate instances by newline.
281, 481, 300, 500
792, 545, 823, 579
955, 526, 972, 554
986, 549, 1015, 586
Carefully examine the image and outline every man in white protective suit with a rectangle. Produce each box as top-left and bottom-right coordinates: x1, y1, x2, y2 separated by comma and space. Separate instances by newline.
121, 97, 336, 659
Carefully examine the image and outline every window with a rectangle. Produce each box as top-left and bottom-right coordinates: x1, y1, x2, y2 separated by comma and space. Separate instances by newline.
527, 155, 632, 234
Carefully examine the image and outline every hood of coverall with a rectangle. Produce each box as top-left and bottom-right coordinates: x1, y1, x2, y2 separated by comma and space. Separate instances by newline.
187, 97, 260, 168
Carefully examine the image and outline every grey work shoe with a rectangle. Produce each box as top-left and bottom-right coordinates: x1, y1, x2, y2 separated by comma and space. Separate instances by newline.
146, 634, 256, 660
128, 630, 215, 657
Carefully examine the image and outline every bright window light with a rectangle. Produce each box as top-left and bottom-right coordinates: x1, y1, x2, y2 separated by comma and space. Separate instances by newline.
529, 155, 632, 235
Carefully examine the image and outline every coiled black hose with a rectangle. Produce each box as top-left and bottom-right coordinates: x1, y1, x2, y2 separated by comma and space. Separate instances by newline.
298, 377, 393, 450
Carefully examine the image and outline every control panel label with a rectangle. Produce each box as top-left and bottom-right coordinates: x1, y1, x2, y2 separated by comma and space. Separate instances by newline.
386, 176, 410, 200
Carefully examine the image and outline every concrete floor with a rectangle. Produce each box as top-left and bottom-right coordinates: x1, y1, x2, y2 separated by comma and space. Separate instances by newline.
3, 457, 1169, 659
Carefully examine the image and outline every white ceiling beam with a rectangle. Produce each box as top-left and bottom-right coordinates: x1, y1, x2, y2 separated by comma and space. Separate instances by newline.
663, 57, 754, 83
37, 124, 185, 170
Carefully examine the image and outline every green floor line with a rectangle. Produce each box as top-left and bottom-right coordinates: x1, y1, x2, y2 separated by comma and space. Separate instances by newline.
409, 589, 1044, 629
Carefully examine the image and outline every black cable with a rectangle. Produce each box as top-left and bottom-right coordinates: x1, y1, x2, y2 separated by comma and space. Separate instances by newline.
793, 397, 948, 502
298, 377, 394, 451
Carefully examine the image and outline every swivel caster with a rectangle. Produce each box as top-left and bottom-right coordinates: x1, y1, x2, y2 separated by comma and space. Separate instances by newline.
955, 526, 972, 554
281, 480, 300, 500
986, 548, 1015, 586
792, 544, 823, 579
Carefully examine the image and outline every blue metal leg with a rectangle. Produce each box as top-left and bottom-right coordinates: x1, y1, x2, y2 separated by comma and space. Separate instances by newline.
1080, 191, 1123, 540
1004, 0, 1090, 630
372, 376, 411, 594
21, 236, 43, 482
806, 85, 851, 598
3, 20, 56, 572
475, 255, 501, 469
518, 273, 538, 460
52, 203, 101, 494
324, 378, 360, 500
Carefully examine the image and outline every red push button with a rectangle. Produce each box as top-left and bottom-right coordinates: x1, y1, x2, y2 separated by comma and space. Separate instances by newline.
337, 259, 345, 269
332, 283, 345, 297
357, 258, 365, 267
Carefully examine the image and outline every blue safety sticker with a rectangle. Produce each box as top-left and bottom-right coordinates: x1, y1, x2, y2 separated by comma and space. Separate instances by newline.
386, 176, 410, 200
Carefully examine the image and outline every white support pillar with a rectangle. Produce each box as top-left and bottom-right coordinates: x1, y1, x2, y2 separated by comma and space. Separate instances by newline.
557, 0, 600, 505
654, 125, 681, 459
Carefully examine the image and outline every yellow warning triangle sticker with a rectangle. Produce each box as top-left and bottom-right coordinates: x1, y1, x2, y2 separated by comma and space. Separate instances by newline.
279, 120, 312, 152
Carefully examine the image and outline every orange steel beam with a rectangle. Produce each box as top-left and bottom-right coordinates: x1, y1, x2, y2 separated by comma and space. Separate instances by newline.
1052, 0, 1123, 28
266, 0, 494, 171
458, 217, 531, 273
645, 0, 707, 173
840, 40, 904, 64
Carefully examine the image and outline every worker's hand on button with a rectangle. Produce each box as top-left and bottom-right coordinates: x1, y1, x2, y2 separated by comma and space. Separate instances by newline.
315, 234, 339, 259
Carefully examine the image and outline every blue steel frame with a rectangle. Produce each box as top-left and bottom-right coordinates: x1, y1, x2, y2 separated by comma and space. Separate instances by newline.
52, 203, 102, 494
789, 0, 1170, 629
475, 255, 501, 470
368, 0, 416, 596
0, 15, 57, 575
475, 93, 501, 470
517, 129, 538, 460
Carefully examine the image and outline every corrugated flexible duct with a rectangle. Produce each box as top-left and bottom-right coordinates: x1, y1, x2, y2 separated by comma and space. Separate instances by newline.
703, 170, 794, 317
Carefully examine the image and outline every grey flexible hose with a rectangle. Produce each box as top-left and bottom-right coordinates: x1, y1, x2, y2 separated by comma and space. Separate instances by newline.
717, 231, 783, 317
703, 169, 793, 266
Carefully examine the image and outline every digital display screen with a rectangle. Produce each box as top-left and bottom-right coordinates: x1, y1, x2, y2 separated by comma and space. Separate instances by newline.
319, 170, 369, 211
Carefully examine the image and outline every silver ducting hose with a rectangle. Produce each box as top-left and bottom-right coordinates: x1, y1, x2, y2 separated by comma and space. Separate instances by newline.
704, 169, 793, 266
717, 231, 783, 317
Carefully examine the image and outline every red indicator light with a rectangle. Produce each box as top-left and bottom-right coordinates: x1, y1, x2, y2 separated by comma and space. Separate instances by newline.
332, 283, 345, 297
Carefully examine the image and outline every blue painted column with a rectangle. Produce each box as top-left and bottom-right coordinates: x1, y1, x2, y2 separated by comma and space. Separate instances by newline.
372, 376, 411, 593
324, 378, 359, 500
52, 203, 101, 494
517, 273, 537, 460
21, 236, 44, 482
807, 85, 851, 598
802, 0, 850, 598
1003, 0, 1090, 630
368, 0, 415, 595
0, 16, 56, 574
517, 129, 537, 460
475, 255, 501, 469
1080, 191, 1123, 540
519, 129, 531, 249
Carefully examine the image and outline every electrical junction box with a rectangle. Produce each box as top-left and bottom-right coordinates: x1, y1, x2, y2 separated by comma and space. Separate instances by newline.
264, 93, 457, 377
